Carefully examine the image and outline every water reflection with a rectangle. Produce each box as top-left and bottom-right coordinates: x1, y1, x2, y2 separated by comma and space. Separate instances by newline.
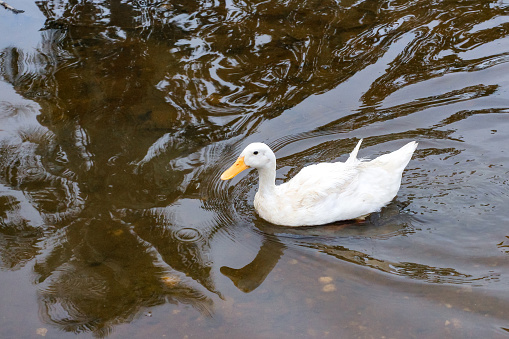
221, 237, 285, 293
34, 217, 214, 337
222, 203, 482, 294
0, 0, 509, 336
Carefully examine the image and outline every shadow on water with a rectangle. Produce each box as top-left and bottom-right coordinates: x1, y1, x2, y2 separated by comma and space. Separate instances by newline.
1, 0, 509, 337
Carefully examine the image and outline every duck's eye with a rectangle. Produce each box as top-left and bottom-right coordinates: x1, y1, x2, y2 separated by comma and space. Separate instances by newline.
253, 151, 258, 155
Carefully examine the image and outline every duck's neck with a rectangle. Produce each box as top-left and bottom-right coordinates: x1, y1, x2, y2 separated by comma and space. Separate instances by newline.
257, 166, 276, 197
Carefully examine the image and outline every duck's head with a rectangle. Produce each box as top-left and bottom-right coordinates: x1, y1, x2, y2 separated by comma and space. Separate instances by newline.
220, 143, 276, 180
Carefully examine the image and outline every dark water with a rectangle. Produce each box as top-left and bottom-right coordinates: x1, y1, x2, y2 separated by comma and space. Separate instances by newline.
1, 0, 509, 337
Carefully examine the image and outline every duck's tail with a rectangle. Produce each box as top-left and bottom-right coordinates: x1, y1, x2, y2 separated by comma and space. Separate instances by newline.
371, 141, 418, 173
346, 139, 363, 164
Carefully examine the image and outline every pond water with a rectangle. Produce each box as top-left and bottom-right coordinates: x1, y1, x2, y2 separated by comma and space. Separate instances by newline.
1, 0, 509, 337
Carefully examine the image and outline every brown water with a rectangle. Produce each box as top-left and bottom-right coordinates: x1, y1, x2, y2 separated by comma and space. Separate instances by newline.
1, 0, 509, 337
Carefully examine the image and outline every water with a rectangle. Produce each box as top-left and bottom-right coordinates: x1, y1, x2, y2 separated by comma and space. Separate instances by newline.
1, 0, 509, 337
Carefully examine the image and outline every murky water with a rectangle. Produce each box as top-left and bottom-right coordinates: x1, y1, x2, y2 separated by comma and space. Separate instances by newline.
1, 0, 509, 337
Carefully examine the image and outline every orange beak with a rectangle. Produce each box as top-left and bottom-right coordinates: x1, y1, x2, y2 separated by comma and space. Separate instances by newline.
221, 156, 250, 180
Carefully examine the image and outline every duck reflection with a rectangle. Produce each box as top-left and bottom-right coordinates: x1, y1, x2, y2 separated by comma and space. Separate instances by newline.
221, 208, 472, 294
219, 214, 408, 294
221, 237, 285, 293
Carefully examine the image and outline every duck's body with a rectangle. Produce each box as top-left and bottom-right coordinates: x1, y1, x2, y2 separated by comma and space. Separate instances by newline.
221, 140, 417, 227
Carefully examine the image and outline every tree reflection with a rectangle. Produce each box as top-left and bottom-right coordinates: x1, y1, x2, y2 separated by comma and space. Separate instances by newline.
0, 0, 508, 335
35, 217, 213, 336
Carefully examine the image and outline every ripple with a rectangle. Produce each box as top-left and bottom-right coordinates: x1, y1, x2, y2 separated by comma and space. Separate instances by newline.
174, 227, 203, 242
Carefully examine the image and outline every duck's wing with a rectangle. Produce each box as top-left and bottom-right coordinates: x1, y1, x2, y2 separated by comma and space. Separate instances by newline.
283, 139, 363, 197
279, 141, 417, 210
280, 162, 360, 208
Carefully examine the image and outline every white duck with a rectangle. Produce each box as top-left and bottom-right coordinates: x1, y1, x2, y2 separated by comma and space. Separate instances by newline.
221, 139, 417, 227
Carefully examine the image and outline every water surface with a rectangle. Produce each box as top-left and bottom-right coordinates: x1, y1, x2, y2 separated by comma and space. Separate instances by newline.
1, 0, 509, 337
